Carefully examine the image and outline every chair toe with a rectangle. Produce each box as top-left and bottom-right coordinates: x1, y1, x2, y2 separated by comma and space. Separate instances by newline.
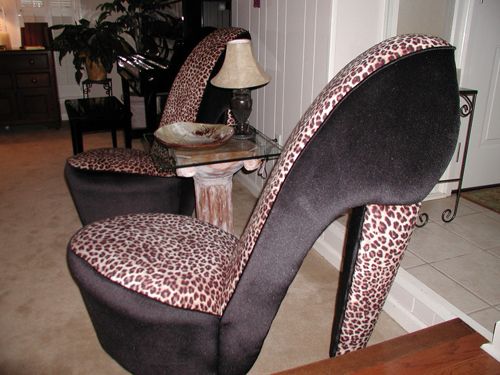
67, 213, 239, 373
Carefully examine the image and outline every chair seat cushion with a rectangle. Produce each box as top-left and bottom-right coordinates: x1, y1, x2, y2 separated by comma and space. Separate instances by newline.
69, 213, 239, 316
67, 148, 175, 177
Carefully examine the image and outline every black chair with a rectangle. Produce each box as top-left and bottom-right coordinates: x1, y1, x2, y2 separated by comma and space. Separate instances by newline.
67, 34, 460, 374
64, 27, 250, 225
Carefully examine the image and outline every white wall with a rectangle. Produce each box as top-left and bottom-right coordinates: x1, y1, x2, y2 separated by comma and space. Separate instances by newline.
232, 0, 389, 192
232, 0, 332, 145
232, 0, 333, 191
3, 0, 22, 48
397, 0, 455, 40
329, 0, 387, 77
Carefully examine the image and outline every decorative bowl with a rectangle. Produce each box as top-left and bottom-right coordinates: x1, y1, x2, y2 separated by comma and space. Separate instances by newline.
154, 122, 234, 149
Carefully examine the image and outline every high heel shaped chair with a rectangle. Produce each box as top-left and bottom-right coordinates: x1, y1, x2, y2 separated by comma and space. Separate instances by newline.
67, 35, 460, 374
64, 27, 250, 225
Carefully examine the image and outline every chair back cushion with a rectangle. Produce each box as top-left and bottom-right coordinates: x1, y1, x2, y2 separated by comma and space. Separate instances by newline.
159, 27, 248, 126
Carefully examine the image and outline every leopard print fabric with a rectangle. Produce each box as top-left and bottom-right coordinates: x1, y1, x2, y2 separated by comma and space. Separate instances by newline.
67, 148, 175, 177
67, 27, 247, 175
159, 27, 246, 126
70, 213, 239, 315
335, 204, 420, 355
69, 35, 450, 316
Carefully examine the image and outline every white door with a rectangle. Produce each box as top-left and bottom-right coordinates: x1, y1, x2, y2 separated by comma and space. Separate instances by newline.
461, 0, 500, 188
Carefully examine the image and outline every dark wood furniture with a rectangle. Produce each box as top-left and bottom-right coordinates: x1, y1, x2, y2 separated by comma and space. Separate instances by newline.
20, 22, 52, 48
65, 97, 132, 155
0, 50, 61, 128
276, 319, 499, 374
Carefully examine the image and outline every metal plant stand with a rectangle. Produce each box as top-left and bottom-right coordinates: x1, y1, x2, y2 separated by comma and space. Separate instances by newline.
82, 78, 113, 98
417, 89, 478, 227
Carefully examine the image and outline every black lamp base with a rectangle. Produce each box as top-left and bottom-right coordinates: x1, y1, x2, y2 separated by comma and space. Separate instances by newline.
233, 124, 255, 140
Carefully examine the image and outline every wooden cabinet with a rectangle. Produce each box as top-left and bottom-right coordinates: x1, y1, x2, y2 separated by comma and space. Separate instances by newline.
0, 50, 61, 128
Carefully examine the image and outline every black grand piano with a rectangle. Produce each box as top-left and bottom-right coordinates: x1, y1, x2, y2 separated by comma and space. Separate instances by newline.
117, 0, 230, 137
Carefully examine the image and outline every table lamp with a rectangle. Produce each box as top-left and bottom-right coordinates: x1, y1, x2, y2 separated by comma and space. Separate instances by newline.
211, 39, 270, 139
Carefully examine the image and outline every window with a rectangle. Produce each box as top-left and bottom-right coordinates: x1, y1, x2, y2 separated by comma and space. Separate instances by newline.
18, 0, 80, 25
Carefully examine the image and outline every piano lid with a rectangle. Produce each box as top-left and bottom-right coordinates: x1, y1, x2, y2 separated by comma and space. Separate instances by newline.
118, 55, 169, 79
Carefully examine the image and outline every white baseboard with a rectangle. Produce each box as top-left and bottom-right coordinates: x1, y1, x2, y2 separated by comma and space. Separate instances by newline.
236, 173, 492, 340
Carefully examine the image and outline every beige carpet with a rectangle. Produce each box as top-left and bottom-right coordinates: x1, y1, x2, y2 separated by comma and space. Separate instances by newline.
0, 123, 404, 374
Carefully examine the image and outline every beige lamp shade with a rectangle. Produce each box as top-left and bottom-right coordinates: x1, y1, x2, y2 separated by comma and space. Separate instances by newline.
211, 39, 271, 89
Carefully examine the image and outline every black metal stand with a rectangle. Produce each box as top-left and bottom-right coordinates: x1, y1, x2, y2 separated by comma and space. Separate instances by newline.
416, 89, 478, 227
82, 78, 113, 98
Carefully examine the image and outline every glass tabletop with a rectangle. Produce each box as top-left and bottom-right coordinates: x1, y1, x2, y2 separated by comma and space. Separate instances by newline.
144, 126, 282, 172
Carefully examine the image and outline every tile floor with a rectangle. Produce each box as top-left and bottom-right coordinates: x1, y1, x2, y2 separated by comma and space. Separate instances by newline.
402, 194, 500, 334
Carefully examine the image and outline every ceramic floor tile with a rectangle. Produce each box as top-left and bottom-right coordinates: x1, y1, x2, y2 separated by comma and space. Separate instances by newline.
400, 250, 425, 269
432, 252, 500, 305
408, 222, 482, 262
483, 209, 500, 223
469, 307, 500, 333
487, 246, 500, 259
406, 264, 488, 313
441, 213, 500, 249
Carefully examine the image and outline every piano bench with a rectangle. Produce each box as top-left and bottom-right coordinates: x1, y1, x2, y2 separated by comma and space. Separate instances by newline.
65, 97, 132, 155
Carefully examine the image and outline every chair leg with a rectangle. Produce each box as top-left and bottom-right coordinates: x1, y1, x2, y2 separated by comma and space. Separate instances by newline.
111, 129, 117, 148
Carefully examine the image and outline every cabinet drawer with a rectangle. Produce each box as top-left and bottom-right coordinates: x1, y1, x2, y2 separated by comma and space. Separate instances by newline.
16, 73, 51, 88
0, 94, 17, 120
16, 88, 57, 121
0, 74, 13, 89
1, 53, 49, 71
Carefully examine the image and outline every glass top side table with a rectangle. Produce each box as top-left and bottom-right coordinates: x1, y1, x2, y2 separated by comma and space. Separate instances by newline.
145, 127, 282, 234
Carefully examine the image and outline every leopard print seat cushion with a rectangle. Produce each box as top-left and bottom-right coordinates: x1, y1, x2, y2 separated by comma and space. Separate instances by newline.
70, 213, 239, 316
67, 148, 175, 177
67, 27, 247, 176
69, 35, 450, 316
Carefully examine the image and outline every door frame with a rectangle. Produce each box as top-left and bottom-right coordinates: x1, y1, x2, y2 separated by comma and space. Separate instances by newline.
383, 0, 474, 198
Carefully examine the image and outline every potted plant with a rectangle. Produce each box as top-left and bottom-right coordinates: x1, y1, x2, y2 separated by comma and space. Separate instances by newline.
50, 12, 135, 84
97, 0, 183, 60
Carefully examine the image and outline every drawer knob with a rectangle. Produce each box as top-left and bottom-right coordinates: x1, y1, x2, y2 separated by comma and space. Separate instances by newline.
29, 59, 35, 65
31, 78, 38, 84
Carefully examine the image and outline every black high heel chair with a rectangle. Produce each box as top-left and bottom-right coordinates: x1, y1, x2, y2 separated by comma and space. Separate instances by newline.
67, 34, 460, 374
64, 27, 250, 225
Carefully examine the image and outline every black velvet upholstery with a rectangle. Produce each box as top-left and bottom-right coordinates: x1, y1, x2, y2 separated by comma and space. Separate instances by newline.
68, 251, 220, 374
64, 165, 195, 224
218, 49, 459, 373
67, 40, 460, 375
